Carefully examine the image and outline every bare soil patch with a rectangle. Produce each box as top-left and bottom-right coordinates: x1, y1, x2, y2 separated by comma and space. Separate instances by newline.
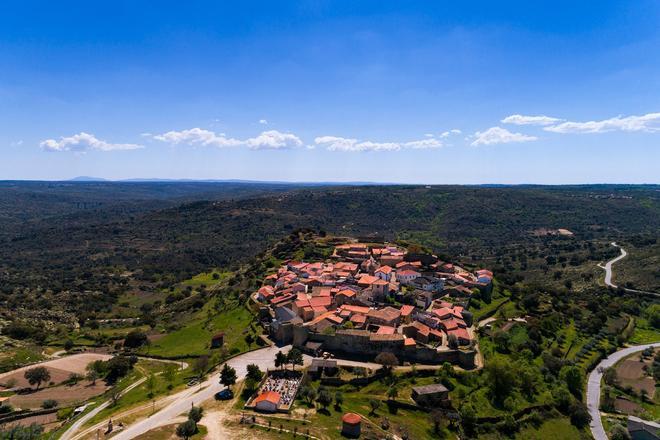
3, 411, 59, 432
0, 353, 112, 388
616, 358, 656, 397
614, 396, 642, 415
7, 380, 108, 409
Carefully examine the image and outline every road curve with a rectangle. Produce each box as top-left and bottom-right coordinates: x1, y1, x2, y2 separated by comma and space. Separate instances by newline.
60, 377, 147, 440
599, 243, 659, 297
600, 242, 627, 288
587, 343, 660, 440
112, 344, 293, 440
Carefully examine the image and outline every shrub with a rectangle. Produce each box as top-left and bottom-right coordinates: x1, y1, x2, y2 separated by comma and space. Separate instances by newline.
41, 399, 58, 409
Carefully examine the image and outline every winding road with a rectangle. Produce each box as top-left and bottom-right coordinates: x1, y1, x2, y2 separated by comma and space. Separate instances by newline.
587, 343, 660, 440
60, 377, 147, 440
59, 356, 188, 440
598, 242, 659, 297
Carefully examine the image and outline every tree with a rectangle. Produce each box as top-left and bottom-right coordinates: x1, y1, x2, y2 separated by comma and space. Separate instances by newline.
220, 364, 237, 389
188, 406, 203, 423
317, 387, 333, 410
485, 357, 517, 405
193, 355, 209, 379
64, 339, 74, 351
68, 373, 83, 385
560, 365, 584, 398
105, 355, 137, 383
646, 304, 660, 328
387, 385, 399, 401
24, 367, 50, 390
603, 367, 618, 386
552, 386, 573, 413
246, 364, 263, 382
176, 419, 197, 440
429, 409, 445, 434
459, 403, 477, 436
41, 399, 58, 409
123, 329, 148, 349
146, 373, 157, 398
163, 364, 177, 390
368, 398, 381, 415
334, 390, 344, 409
299, 386, 318, 406
275, 351, 287, 370
287, 349, 303, 371
374, 352, 399, 373
611, 424, 632, 440
109, 385, 122, 406
85, 368, 99, 385
569, 401, 591, 428
0, 423, 43, 439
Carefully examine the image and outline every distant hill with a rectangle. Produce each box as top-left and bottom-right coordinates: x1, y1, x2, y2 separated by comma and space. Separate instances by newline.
1, 183, 658, 297
68, 176, 108, 182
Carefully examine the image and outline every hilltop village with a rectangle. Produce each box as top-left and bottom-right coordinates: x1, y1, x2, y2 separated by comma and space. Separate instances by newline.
254, 242, 493, 369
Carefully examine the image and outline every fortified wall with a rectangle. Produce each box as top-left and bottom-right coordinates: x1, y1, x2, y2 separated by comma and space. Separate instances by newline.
293, 326, 476, 369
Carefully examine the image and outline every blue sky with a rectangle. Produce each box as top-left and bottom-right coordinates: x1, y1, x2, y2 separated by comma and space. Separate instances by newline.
1, 1, 659, 183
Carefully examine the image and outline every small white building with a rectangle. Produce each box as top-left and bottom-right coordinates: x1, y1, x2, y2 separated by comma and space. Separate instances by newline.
254, 391, 280, 412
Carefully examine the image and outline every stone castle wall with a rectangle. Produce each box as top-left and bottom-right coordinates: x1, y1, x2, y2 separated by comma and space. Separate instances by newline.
292, 326, 476, 369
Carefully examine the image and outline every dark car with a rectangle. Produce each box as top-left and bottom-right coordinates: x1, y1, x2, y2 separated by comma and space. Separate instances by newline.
215, 388, 234, 400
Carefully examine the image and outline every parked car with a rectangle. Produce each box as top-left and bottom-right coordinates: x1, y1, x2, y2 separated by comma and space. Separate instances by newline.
187, 379, 199, 387
215, 388, 234, 400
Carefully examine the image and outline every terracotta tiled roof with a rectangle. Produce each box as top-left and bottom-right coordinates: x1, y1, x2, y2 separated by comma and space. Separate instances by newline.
376, 325, 396, 335
342, 413, 361, 425
254, 391, 281, 405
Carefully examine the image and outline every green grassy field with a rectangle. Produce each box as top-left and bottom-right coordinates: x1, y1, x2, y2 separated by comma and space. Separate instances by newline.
629, 317, 660, 344
0, 345, 45, 374
85, 359, 193, 427
144, 304, 260, 358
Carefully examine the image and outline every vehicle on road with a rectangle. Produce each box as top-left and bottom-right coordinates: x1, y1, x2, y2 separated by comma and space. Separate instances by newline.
214, 388, 233, 400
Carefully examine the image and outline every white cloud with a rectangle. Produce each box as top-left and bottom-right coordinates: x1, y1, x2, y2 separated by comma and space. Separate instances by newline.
544, 112, 660, 133
152, 128, 302, 150
502, 114, 563, 126
245, 130, 303, 150
259, 119, 268, 125
470, 127, 538, 146
40, 132, 143, 152
403, 138, 443, 149
315, 135, 443, 152
440, 129, 462, 138
152, 127, 242, 148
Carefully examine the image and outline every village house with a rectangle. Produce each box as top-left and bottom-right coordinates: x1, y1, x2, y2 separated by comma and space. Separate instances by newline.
411, 384, 450, 408
254, 391, 281, 412
397, 269, 421, 285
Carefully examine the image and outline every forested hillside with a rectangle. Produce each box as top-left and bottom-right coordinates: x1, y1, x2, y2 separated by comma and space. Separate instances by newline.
0, 183, 658, 317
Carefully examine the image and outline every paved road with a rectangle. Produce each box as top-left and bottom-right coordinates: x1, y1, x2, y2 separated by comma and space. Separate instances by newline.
60, 355, 190, 440
598, 242, 659, 297
587, 343, 660, 440
112, 344, 294, 440
60, 377, 147, 440
600, 242, 627, 288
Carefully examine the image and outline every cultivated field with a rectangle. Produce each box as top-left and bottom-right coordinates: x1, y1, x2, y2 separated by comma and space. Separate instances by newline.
0, 353, 112, 389
616, 357, 656, 398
